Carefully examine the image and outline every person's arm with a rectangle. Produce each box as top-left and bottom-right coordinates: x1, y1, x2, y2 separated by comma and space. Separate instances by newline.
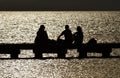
73, 32, 77, 38
57, 31, 64, 40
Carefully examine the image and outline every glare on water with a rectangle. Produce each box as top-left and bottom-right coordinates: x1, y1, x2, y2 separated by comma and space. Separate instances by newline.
0, 11, 120, 78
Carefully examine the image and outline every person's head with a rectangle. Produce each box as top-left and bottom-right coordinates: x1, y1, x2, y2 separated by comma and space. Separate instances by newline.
65, 25, 69, 30
77, 26, 82, 32
40, 25, 45, 30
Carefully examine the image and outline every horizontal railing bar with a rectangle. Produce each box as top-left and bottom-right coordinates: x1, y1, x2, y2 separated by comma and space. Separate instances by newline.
0, 43, 120, 49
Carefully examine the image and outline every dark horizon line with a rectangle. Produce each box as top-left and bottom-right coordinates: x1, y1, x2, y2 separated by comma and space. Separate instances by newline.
0, 9, 120, 11
0, 0, 120, 11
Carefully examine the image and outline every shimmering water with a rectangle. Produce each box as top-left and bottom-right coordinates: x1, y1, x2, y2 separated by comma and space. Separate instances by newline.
0, 11, 120, 78
0, 11, 120, 43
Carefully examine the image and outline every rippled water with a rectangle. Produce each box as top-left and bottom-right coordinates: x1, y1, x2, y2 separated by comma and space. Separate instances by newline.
0, 11, 120, 43
0, 11, 120, 78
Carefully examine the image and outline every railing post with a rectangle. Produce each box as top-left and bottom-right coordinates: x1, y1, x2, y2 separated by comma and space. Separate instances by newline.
102, 47, 111, 58
77, 44, 87, 58
34, 52, 43, 59
11, 49, 20, 59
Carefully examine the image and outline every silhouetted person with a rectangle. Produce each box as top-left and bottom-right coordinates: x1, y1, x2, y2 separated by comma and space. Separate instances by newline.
73, 26, 83, 47
34, 25, 49, 58
35, 25, 49, 46
79, 38, 97, 58
57, 25, 72, 48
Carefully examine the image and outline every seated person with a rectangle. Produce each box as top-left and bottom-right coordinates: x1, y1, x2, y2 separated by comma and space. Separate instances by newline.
34, 25, 49, 47
57, 25, 73, 48
73, 26, 83, 47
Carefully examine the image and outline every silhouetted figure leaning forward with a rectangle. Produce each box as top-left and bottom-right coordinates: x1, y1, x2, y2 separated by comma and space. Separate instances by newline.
79, 38, 97, 58
57, 25, 73, 48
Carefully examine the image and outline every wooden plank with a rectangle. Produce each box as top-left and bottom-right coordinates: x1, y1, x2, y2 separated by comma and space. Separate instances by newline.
0, 43, 119, 58
0, 43, 120, 49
